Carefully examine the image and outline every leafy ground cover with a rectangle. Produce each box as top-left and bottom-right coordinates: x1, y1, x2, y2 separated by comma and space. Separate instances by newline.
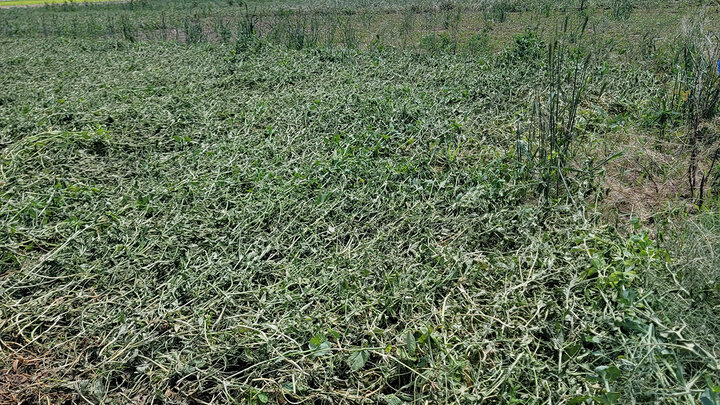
1, 0, 719, 404
0, 0, 119, 8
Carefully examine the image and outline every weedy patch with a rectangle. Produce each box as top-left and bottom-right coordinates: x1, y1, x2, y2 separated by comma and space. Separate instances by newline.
1, 0, 720, 404
0, 0, 122, 7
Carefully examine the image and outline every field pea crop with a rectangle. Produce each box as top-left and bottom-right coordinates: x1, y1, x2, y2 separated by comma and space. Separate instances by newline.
1, 0, 719, 404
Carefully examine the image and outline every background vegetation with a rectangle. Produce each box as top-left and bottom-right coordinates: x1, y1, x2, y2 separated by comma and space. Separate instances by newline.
1, 0, 719, 404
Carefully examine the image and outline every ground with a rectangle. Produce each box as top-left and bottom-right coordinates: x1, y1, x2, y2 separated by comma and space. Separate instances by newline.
1, 0, 719, 404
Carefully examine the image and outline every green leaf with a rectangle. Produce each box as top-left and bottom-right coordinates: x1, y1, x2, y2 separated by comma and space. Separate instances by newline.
568, 396, 591, 405
605, 366, 622, 382
257, 392, 269, 404
346, 350, 369, 372
701, 388, 719, 405
309, 334, 325, 349
382, 394, 403, 405
594, 365, 622, 382
594, 392, 620, 404
313, 341, 332, 357
406, 332, 417, 357
565, 343, 581, 358
309, 334, 332, 357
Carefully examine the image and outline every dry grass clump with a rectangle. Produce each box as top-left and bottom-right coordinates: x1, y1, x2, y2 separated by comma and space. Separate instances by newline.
602, 133, 689, 220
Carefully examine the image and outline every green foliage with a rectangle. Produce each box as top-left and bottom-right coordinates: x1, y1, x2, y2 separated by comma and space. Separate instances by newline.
346, 349, 370, 371
0, 1, 719, 404
467, 27, 491, 54
420, 32, 452, 52
514, 19, 598, 202
484, 0, 512, 23
702, 379, 720, 405
183, 14, 204, 43
608, 0, 634, 20
502, 29, 544, 62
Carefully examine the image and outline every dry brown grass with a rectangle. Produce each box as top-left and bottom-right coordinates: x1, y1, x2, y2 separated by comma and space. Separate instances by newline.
0, 341, 72, 405
603, 133, 688, 220
601, 119, 720, 226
